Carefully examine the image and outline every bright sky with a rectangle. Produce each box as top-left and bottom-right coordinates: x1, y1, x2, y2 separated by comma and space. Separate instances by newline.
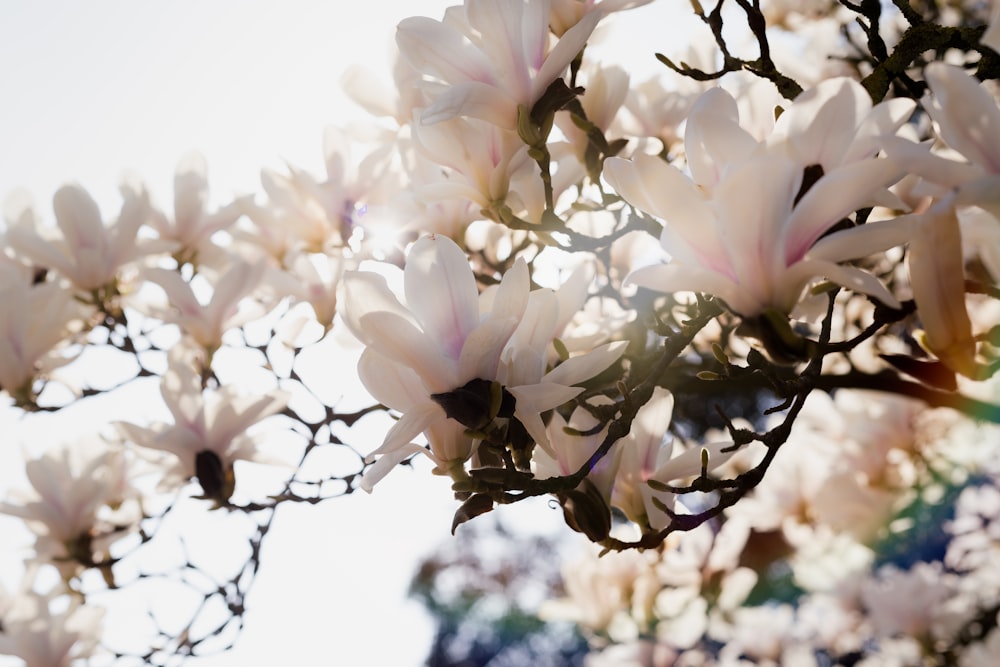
0, 2, 699, 665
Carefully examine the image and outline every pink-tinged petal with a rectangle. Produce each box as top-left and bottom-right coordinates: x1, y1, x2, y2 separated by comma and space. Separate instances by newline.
457, 315, 520, 383
775, 78, 868, 169
396, 16, 494, 86
958, 174, 1000, 220
533, 7, 601, 99
845, 97, 917, 164
789, 258, 900, 309
685, 88, 759, 187
52, 184, 104, 253
368, 400, 447, 459
340, 64, 399, 119
142, 267, 202, 317
358, 311, 455, 393
464, 0, 538, 100
881, 135, 983, 188
361, 442, 436, 493
174, 152, 209, 233
358, 348, 427, 412
784, 157, 903, 263
908, 201, 977, 377
808, 216, 915, 264
604, 154, 712, 230
554, 262, 592, 332
630, 386, 674, 466
543, 341, 627, 387
626, 263, 742, 309
4, 220, 70, 277
924, 63, 1000, 174
508, 288, 559, 355
509, 382, 584, 451
423, 417, 475, 467
421, 81, 519, 128
340, 270, 412, 346
405, 235, 479, 361
714, 155, 798, 294
209, 259, 265, 320
489, 255, 530, 322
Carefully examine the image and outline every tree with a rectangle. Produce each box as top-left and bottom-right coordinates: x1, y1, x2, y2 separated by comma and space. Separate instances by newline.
2, 0, 1000, 664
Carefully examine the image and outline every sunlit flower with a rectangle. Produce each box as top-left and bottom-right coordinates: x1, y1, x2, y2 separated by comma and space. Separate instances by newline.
4, 182, 158, 295
0, 437, 140, 577
549, 0, 652, 36
397, 0, 600, 128
0, 262, 83, 406
138, 257, 269, 356
116, 346, 289, 503
148, 152, 247, 264
611, 387, 735, 531
0, 586, 104, 667
890, 63, 1000, 218
341, 234, 530, 487
605, 149, 908, 316
409, 114, 535, 215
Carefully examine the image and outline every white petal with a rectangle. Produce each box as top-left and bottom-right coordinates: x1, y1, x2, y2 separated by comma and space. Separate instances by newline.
543, 341, 627, 387
924, 63, 1000, 173
404, 234, 479, 361
368, 400, 447, 459
785, 158, 902, 263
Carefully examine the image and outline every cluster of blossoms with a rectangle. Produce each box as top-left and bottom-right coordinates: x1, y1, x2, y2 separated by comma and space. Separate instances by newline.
1, 0, 1000, 664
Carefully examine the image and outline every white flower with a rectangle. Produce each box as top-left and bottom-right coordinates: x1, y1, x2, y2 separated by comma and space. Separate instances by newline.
0, 275, 83, 404
0, 437, 140, 574
4, 182, 157, 294
397, 0, 600, 128
138, 257, 269, 355
148, 152, 246, 263
116, 346, 289, 502
341, 235, 625, 489
0, 587, 104, 667
611, 387, 735, 531
605, 149, 909, 316
341, 234, 530, 488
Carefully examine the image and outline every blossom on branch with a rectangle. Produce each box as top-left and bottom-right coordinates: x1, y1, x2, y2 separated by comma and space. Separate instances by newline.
0, 437, 140, 579
4, 183, 161, 298
0, 584, 104, 667
0, 262, 83, 406
116, 347, 290, 504
605, 82, 913, 317
396, 0, 600, 129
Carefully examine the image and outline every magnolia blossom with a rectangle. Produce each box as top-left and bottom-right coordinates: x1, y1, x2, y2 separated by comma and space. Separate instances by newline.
0, 274, 82, 404
0, 587, 104, 667
409, 114, 535, 215
239, 128, 393, 260
549, 0, 652, 36
147, 152, 246, 264
889, 63, 1000, 219
4, 183, 159, 294
605, 149, 908, 316
116, 346, 290, 502
342, 234, 530, 487
342, 235, 624, 490
0, 437, 140, 578
611, 387, 735, 532
138, 257, 269, 355
397, 0, 600, 128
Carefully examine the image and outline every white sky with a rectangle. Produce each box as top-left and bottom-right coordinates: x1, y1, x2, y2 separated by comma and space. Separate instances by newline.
0, 2, 699, 665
